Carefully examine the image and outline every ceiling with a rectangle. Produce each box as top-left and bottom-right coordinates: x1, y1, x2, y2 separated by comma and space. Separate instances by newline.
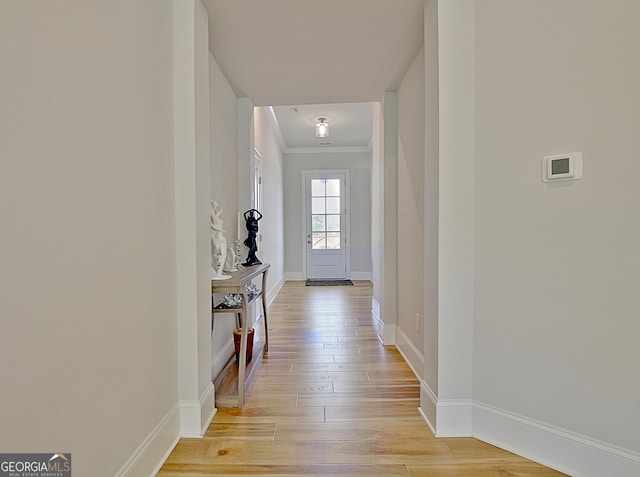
201, 0, 424, 149
271, 102, 373, 149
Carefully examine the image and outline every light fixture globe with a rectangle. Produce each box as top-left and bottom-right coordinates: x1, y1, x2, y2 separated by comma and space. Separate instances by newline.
315, 118, 329, 138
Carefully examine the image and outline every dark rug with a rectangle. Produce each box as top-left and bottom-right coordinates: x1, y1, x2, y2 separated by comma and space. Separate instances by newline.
305, 279, 354, 286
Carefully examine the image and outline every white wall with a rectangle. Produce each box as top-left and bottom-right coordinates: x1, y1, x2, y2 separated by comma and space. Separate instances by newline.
0, 1, 178, 475
371, 103, 384, 323
422, 0, 440, 423
382, 93, 399, 344
209, 53, 240, 380
396, 46, 426, 374
254, 107, 286, 295
208, 82, 287, 380
434, 0, 475, 436
174, 0, 214, 439
283, 151, 372, 279
210, 55, 239, 225
370, 96, 398, 345
472, 0, 640, 472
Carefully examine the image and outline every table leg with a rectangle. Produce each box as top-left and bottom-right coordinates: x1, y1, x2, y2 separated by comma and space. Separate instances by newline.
261, 269, 269, 352
237, 294, 247, 408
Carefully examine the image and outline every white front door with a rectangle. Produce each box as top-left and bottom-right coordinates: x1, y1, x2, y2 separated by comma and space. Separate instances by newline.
305, 171, 348, 279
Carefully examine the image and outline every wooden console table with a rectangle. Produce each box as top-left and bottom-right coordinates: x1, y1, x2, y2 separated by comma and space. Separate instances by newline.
211, 263, 269, 408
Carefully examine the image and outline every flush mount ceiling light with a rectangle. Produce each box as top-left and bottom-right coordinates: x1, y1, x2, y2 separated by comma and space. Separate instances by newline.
315, 118, 329, 138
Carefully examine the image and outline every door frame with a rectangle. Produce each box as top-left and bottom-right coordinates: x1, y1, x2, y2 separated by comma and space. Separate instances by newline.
301, 169, 351, 280
254, 147, 263, 251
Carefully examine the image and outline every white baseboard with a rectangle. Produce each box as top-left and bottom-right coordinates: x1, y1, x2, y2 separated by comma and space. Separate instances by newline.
473, 401, 640, 477
266, 273, 285, 308
115, 405, 180, 477
201, 382, 216, 434
380, 324, 396, 345
371, 298, 380, 322
285, 272, 305, 281
395, 329, 436, 435
435, 399, 473, 437
395, 327, 424, 379
349, 271, 372, 281
417, 392, 640, 476
371, 298, 396, 345
211, 340, 234, 381
419, 380, 437, 436
179, 382, 216, 438
284, 272, 372, 282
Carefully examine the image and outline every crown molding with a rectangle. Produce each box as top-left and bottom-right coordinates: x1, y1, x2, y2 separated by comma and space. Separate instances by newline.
285, 146, 372, 154
266, 106, 287, 152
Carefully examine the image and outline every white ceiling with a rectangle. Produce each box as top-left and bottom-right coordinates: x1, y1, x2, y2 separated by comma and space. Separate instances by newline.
272, 102, 373, 149
201, 0, 424, 148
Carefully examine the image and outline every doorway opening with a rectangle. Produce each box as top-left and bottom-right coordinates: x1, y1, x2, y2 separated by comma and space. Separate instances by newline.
303, 170, 349, 280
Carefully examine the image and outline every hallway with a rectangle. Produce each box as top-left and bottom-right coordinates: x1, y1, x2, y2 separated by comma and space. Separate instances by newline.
159, 281, 564, 476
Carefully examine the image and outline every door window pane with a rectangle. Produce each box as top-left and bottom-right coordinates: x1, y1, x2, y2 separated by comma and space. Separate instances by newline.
311, 179, 325, 197
326, 232, 341, 249
311, 198, 326, 214
326, 197, 340, 214
312, 215, 325, 233
309, 177, 341, 250
327, 215, 340, 231
312, 232, 326, 249
326, 179, 340, 197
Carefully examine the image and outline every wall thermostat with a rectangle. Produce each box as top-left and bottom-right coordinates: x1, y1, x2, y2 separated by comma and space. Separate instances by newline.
542, 152, 582, 183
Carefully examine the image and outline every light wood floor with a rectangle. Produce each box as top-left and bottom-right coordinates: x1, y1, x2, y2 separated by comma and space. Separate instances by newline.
159, 281, 566, 476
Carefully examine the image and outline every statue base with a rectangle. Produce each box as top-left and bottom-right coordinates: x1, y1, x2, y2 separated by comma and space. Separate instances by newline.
242, 259, 262, 267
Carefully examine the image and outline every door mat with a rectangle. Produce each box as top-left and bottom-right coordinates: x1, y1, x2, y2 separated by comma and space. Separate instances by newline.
305, 279, 354, 286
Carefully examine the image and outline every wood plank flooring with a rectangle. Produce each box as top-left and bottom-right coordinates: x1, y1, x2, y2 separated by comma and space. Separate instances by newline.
158, 281, 566, 476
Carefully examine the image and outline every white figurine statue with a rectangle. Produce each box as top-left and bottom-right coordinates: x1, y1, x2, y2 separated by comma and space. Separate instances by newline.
224, 244, 238, 272
210, 201, 231, 280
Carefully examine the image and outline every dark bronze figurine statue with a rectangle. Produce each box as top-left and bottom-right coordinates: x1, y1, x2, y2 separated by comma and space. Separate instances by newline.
242, 208, 263, 266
